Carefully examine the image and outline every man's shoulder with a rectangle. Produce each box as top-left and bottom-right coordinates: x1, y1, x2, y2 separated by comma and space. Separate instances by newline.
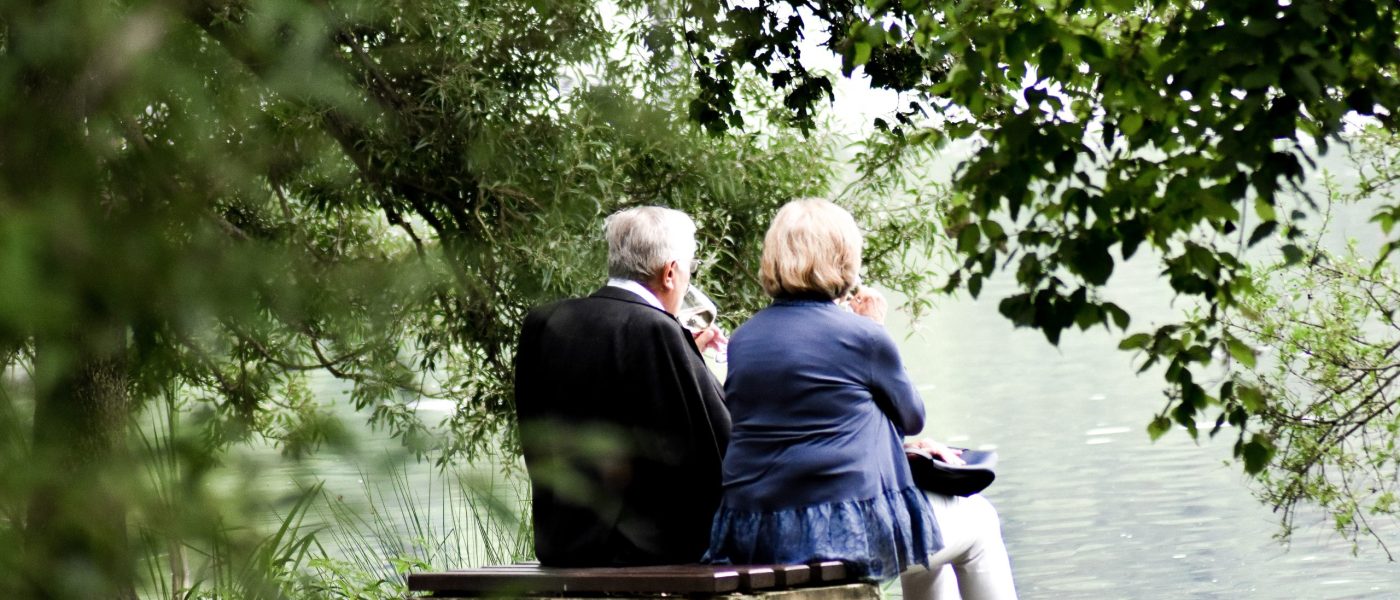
526, 290, 676, 329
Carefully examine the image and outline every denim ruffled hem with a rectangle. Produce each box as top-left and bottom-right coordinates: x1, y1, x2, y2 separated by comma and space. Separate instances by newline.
702, 485, 941, 581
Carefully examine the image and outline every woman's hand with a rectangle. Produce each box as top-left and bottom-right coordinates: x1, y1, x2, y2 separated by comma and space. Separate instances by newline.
905, 438, 965, 466
849, 287, 887, 325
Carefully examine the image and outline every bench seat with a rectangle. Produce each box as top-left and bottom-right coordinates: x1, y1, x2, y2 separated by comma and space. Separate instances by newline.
408, 561, 860, 597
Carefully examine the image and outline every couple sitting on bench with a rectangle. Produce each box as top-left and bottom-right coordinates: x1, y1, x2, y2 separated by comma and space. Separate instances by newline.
514, 200, 1017, 600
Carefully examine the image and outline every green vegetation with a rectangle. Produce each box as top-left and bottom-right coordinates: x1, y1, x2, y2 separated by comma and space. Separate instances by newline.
0, 0, 833, 596
1225, 127, 1400, 556
129, 394, 531, 599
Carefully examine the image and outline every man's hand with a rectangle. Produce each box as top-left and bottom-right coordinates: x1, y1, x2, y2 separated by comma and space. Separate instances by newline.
905, 438, 965, 466
849, 287, 887, 325
692, 325, 728, 354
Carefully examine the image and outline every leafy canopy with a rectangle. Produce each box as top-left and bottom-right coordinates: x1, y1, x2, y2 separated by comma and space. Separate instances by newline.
682, 0, 1400, 479
0, 0, 843, 596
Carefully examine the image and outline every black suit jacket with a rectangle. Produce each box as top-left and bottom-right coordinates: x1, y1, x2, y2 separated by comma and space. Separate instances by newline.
513, 286, 731, 566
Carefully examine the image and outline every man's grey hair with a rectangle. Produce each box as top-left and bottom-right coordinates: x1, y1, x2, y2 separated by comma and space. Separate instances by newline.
604, 206, 698, 282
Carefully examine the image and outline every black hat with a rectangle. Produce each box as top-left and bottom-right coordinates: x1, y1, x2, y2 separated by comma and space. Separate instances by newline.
907, 448, 997, 497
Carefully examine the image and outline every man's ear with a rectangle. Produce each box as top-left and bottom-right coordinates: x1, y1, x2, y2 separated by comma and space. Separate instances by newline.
659, 260, 680, 291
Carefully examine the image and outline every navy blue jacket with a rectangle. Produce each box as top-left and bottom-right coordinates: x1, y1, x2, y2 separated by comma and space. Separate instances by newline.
720, 298, 925, 510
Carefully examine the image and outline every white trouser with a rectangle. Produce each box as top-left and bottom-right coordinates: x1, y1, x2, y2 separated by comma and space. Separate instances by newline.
900, 492, 1018, 600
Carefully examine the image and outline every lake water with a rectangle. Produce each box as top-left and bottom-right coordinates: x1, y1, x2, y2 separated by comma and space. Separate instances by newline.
891, 256, 1399, 598
876, 155, 1400, 597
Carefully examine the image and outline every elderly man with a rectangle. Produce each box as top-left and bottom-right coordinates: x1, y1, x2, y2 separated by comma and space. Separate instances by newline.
513, 206, 730, 567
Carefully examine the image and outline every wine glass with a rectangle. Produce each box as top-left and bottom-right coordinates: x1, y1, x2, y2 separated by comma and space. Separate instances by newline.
678, 285, 727, 363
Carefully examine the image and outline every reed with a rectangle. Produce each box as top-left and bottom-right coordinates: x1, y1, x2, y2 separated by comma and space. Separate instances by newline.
132, 390, 331, 599
124, 391, 533, 599
313, 459, 533, 584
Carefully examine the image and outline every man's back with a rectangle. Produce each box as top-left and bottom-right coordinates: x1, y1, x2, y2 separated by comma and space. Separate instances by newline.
514, 286, 730, 566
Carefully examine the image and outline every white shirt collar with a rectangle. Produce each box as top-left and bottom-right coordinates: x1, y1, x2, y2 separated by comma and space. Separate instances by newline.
606, 278, 665, 312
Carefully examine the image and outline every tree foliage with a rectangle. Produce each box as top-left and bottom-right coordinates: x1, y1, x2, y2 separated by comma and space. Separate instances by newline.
0, 0, 834, 596
1226, 127, 1400, 556
684, 0, 1400, 492
1235, 244, 1400, 558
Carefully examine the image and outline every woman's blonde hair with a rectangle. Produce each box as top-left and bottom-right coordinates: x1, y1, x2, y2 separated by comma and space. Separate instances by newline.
759, 198, 863, 299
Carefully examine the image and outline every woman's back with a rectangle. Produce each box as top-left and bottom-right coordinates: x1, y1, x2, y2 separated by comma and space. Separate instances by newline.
722, 298, 923, 509
707, 198, 1014, 595
708, 296, 938, 580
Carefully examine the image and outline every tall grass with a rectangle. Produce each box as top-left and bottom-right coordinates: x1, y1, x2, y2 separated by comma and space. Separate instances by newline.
314, 461, 533, 582
130, 391, 532, 599
133, 391, 333, 599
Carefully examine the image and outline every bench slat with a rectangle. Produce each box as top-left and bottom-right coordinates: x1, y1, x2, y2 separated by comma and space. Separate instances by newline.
734, 566, 776, 589
468, 564, 786, 590
409, 567, 741, 596
809, 561, 848, 583
408, 561, 849, 597
768, 564, 812, 587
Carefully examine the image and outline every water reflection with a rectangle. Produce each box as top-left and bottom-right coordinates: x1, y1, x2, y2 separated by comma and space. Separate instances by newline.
893, 254, 1398, 598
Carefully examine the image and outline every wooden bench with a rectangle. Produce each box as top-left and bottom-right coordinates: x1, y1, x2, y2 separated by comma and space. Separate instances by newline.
408, 561, 875, 599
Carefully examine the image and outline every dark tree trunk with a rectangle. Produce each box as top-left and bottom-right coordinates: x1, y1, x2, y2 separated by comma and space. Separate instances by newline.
4, 0, 140, 596
25, 328, 135, 600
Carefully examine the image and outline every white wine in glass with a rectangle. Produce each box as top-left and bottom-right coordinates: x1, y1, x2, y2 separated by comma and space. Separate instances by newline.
679, 285, 717, 332
678, 285, 726, 362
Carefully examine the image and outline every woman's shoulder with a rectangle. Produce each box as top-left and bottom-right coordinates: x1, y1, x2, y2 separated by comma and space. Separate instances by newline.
733, 300, 886, 346
735, 300, 837, 331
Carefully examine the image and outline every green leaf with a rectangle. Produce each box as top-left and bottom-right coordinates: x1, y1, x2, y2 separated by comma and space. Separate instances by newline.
1120, 113, 1143, 136
1290, 64, 1321, 99
1239, 65, 1277, 90
1147, 415, 1172, 441
1254, 198, 1278, 222
1281, 244, 1304, 265
1104, 302, 1130, 329
1346, 87, 1376, 114
1247, 220, 1277, 246
1076, 34, 1106, 61
1237, 384, 1265, 413
854, 42, 872, 66
1173, 401, 1199, 439
1225, 337, 1256, 368
963, 46, 986, 75
862, 23, 885, 46
1118, 218, 1146, 260
1039, 42, 1064, 76
1244, 19, 1280, 37
1378, 241, 1398, 270
1119, 332, 1151, 350
956, 224, 982, 253
998, 293, 1035, 326
981, 219, 1005, 241
1242, 434, 1275, 475
1074, 302, 1101, 330
1298, 1, 1327, 26
1066, 236, 1115, 285
1370, 209, 1396, 234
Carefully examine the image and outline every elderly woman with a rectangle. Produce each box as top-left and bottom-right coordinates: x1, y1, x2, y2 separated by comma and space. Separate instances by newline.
705, 199, 1016, 599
